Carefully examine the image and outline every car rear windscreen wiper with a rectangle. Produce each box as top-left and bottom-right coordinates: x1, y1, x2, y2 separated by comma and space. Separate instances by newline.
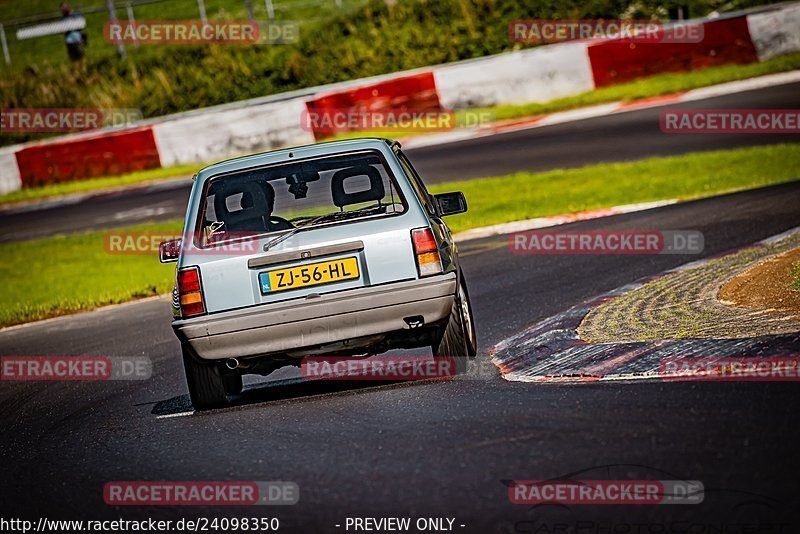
263, 206, 381, 251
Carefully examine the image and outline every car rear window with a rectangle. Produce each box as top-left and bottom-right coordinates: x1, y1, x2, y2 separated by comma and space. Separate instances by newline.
196, 151, 406, 247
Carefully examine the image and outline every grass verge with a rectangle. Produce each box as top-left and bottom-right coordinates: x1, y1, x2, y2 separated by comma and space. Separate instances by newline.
1, 143, 798, 327
328, 53, 800, 139
475, 53, 800, 122
792, 261, 800, 291
2, 55, 799, 208
435, 143, 800, 234
0, 164, 200, 206
0, 221, 180, 327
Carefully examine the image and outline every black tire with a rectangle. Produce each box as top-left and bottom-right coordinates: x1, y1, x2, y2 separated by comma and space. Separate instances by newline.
182, 344, 228, 410
222, 373, 243, 396
432, 274, 478, 374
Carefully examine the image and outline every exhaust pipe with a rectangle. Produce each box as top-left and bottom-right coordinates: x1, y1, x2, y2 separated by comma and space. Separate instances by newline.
225, 358, 249, 370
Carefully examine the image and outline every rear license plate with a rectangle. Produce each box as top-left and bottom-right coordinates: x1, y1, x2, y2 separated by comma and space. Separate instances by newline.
259, 256, 359, 294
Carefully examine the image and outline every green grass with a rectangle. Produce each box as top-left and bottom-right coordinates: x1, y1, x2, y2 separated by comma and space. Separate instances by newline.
4, 55, 800, 207
429, 143, 800, 234
473, 53, 800, 122
792, 261, 800, 291
0, 220, 180, 326
2, 0, 787, 145
0, 164, 201, 205
1, 143, 798, 327
326, 52, 800, 141
0, 0, 369, 73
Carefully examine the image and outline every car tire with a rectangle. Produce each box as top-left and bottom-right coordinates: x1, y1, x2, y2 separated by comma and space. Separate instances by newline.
182, 344, 228, 410
432, 273, 478, 374
222, 373, 243, 396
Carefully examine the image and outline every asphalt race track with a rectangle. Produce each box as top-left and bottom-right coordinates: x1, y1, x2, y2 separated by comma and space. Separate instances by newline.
2, 181, 800, 531
2, 82, 799, 243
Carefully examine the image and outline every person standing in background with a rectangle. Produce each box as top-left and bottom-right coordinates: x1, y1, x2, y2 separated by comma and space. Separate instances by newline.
60, 1, 87, 61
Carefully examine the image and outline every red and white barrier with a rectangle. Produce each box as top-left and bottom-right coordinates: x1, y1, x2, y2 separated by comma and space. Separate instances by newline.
304, 72, 441, 140
0, 2, 798, 192
152, 97, 313, 167
0, 147, 22, 194
433, 42, 594, 109
15, 127, 161, 188
399, 69, 800, 150
747, 3, 800, 60
586, 17, 759, 87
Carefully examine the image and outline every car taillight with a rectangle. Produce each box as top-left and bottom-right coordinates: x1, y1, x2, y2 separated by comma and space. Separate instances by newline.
412, 227, 443, 277
177, 267, 205, 318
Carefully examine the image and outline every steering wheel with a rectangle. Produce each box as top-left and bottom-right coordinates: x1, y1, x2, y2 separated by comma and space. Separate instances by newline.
267, 215, 293, 231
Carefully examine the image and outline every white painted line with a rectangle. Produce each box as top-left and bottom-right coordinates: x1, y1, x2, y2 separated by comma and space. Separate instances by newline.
0, 193, 87, 215
536, 103, 622, 126
0, 175, 192, 215
6, 68, 799, 208
0, 294, 169, 333
758, 225, 800, 245
406, 69, 800, 151
679, 69, 800, 103
155, 411, 195, 419
453, 199, 678, 242
399, 129, 484, 150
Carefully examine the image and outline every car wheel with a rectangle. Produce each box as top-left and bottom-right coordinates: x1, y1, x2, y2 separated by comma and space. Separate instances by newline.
222, 373, 243, 396
182, 344, 228, 410
432, 274, 478, 374
458, 274, 478, 358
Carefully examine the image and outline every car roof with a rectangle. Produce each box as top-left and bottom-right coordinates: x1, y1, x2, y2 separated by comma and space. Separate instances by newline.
194, 138, 397, 184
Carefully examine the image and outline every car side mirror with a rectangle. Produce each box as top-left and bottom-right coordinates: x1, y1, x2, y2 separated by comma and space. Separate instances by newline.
434, 192, 467, 216
159, 238, 182, 263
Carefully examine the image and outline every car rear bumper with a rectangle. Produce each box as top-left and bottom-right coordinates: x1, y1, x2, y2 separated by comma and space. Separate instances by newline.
172, 273, 457, 360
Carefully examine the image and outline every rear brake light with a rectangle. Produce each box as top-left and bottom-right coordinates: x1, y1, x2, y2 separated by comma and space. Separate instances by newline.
177, 267, 205, 317
412, 228, 438, 253
411, 228, 443, 277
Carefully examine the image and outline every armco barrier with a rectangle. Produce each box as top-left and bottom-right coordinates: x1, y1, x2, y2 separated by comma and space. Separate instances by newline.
747, 3, 800, 61
304, 72, 440, 139
0, 146, 22, 194
1, 2, 798, 192
587, 17, 759, 87
152, 97, 313, 167
14, 127, 160, 187
434, 42, 594, 109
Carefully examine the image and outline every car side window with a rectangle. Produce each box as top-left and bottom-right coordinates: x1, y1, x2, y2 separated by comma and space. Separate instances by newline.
397, 151, 437, 217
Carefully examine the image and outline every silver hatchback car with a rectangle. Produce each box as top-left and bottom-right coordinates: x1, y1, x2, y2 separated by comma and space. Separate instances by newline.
161, 138, 477, 409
